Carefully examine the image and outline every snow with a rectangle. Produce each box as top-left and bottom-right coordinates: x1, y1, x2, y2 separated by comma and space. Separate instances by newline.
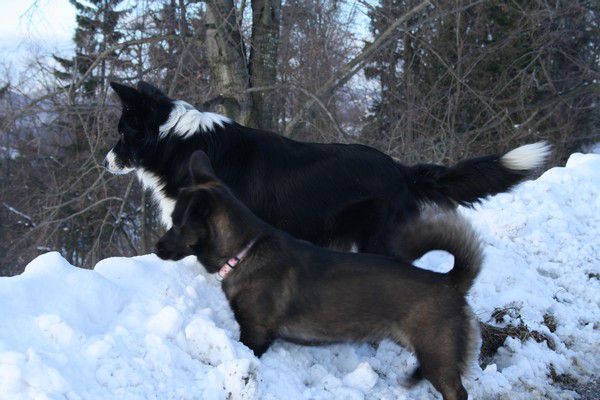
1, 152, 599, 400
1, 145, 20, 159
343, 362, 379, 393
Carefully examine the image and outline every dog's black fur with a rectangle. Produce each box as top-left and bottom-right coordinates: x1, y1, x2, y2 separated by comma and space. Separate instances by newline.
155, 151, 483, 400
105, 81, 549, 256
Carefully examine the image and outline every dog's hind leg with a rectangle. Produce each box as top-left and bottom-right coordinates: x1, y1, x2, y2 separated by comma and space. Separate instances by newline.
399, 319, 469, 400
357, 204, 403, 256
415, 349, 467, 400
359, 197, 419, 257
410, 332, 469, 400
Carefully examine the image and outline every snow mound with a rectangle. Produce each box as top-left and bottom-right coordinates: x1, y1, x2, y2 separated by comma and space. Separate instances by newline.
1, 153, 598, 399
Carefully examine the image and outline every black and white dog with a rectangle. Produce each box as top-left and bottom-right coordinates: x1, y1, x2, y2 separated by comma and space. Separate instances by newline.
105, 81, 550, 256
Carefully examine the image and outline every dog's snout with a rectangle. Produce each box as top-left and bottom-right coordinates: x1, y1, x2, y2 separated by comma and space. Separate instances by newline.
154, 241, 169, 259
155, 235, 189, 261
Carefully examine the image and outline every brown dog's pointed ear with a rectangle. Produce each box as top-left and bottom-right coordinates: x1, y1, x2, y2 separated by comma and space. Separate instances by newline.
110, 82, 141, 105
188, 150, 216, 185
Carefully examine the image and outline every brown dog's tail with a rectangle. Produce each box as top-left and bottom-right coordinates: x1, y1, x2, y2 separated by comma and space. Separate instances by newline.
396, 209, 484, 293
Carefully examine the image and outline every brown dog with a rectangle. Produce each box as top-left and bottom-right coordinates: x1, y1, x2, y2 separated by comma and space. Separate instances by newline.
155, 151, 483, 400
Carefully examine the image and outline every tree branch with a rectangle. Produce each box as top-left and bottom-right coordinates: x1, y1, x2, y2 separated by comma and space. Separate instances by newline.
283, 0, 487, 138
245, 84, 348, 137
1, 34, 178, 133
3, 203, 35, 227
283, 0, 431, 137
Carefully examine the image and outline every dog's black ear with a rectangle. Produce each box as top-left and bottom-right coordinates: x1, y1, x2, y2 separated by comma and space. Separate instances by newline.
188, 150, 216, 184
110, 82, 141, 105
137, 81, 170, 102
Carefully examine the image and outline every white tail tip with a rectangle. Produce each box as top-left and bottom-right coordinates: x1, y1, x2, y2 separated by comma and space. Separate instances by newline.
501, 141, 552, 171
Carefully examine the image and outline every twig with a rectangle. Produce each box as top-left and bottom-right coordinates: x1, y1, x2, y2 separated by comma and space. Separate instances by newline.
3, 203, 35, 226
1, 34, 179, 133
245, 83, 348, 137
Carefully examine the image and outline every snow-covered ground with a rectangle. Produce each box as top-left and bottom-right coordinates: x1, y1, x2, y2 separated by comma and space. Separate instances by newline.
1, 152, 598, 400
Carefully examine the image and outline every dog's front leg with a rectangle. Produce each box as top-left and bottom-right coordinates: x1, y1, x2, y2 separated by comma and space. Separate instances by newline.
239, 323, 274, 357
228, 288, 279, 357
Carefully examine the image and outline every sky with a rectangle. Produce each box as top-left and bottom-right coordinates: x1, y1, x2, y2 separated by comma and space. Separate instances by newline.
0, 0, 76, 78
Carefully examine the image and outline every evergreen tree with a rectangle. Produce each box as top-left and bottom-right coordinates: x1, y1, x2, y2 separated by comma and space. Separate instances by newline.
363, 0, 599, 161
53, 0, 127, 96
362, 0, 427, 148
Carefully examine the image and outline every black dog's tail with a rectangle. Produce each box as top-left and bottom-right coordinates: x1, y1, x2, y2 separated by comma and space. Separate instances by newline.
407, 142, 551, 208
397, 210, 483, 293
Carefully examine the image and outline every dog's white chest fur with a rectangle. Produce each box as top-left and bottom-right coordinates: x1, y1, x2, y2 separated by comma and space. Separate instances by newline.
136, 169, 175, 228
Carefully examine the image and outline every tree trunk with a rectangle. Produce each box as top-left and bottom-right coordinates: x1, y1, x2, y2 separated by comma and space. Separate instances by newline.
248, 0, 281, 130
205, 0, 252, 124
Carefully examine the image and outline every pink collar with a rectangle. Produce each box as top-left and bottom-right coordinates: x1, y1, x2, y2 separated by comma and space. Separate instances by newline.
216, 239, 257, 281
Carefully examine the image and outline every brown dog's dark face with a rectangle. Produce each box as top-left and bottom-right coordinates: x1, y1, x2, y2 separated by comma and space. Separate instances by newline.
155, 189, 210, 261
154, 151, 257, 272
